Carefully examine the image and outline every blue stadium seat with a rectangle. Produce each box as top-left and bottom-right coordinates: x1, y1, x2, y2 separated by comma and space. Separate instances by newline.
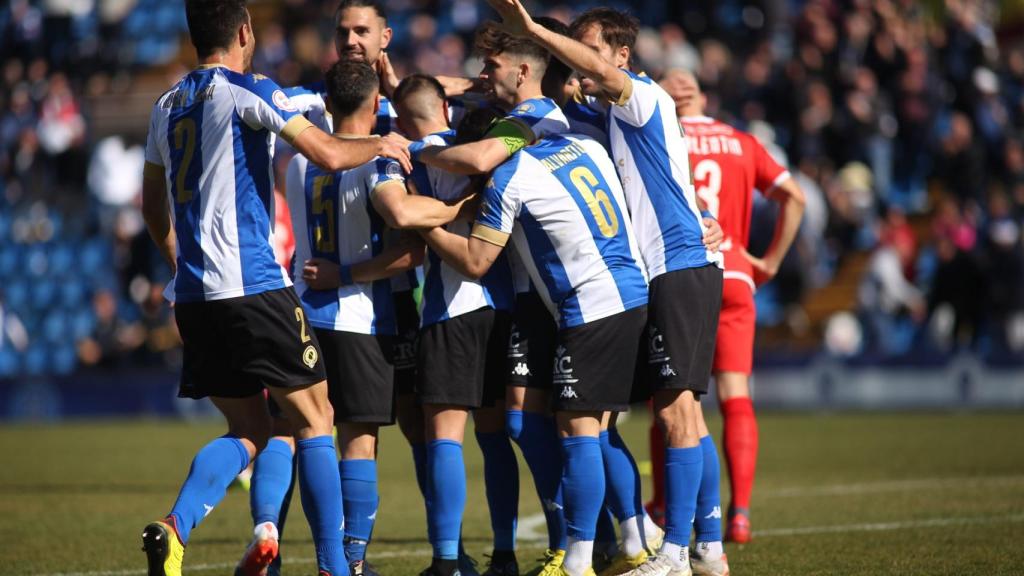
0, 347, 19, 378
42, 312, 69, 345
3, 280, 30, 310
72, 309, 96, 340
53, 344, 78, 376
31, 280, 58, 311
23, 345, 50, 376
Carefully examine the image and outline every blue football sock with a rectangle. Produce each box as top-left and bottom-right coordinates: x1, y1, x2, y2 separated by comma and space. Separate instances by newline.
169, 435, 249, 544
665, 446, 703, 547
506, 409, 524, 440
694, 435, 723, 543
512, 411, 567, 551
340, 459, 378, 562
595, 505, 617, 547
600, 428, 643, 522
296, 435, 346, 574
561, 435, 604, 541
270, 456, 297, 571
250, 438, 294, 527
428, 439, 465, 560
476, 430, 519, 551
411, 442, 429, 498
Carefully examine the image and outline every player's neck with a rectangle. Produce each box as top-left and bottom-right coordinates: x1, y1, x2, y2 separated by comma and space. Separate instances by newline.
197, 49, 245, 74
405, 118, 449, 141
514, 83, 545, 106
332, 116, 374, 138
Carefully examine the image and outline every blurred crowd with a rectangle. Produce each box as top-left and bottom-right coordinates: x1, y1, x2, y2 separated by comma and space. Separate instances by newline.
1, 0, 1022, 379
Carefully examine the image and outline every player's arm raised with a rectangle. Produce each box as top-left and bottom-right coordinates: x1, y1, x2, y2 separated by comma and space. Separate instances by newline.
302, 233, 426, 290
371, 180, 475, 229
141, 162, 176, 275
420, 224, 505, 280
745, 177, 806, 285
486, 0, 628, 100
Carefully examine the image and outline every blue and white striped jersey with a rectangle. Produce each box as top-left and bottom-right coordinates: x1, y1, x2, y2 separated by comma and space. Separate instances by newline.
607, 70, 722, 279
492, 96, 570, 143
410, 130, 514, 327
562, 94, 608, 149
285, 152, 405, 335
144, 65, 314, 302
473, 135, 648, 329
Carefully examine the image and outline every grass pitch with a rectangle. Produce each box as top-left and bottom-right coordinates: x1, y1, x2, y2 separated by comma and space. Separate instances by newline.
2, 411, 1024, 575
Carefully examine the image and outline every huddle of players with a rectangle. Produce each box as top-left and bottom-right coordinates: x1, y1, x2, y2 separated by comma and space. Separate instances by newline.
139, 1, 805, 576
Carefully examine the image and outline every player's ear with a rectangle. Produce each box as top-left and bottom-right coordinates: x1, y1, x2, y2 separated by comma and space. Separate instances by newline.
239, 11, 253, 48
518, 62, 530, 86
442, 99, 450, 124
616, 45, 630, 68
381, 25, 393, 50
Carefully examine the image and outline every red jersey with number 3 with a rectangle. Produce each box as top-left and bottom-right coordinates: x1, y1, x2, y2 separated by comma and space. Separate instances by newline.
681, 116, 789, 289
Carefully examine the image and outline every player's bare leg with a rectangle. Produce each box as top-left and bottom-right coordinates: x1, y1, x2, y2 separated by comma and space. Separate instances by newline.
715, 372, 756, 544
267, 381, 348, 574
649, 389, 702, 575
144, 394, 273, 576
338, 423, 382, 576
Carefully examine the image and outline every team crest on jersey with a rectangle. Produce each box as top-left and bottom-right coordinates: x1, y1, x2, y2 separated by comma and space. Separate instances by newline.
302, 345, 319, 368
252, 73, 268, 81
385, 161, 402, 178
272, 89, 298, 112
515, 102, 536, 115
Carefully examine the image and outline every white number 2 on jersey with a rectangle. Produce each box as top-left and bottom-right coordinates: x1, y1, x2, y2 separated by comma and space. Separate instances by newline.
693, 159, 722, 218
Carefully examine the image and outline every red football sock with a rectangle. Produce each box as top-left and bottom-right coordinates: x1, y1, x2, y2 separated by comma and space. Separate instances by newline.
648, 419, 666, 510
721, 397, 758, 512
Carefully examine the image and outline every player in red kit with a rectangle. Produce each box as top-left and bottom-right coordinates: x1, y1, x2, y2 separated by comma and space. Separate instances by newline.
646, 69, 805, 545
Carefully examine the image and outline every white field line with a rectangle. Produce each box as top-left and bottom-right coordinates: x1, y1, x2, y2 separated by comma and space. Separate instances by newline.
35, 475, 1024, 576
760, 474, 1024, 498
36, 513, 1024, 576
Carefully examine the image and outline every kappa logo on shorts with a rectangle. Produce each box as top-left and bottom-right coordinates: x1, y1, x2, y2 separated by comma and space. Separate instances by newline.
559, 385, 579, 399
302, 345, 318, 368
511, 362, 530, 377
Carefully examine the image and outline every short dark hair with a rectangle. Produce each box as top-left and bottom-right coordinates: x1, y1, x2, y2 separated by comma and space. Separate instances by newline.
393, 74, 446, 107
334, 0, 387, 23
185, 0, 249, 58
535, 16, 572, 86
570, 8, 639, 52
324, 61, 379, 118
473, 21, 549, 71
455, 106, 503, 145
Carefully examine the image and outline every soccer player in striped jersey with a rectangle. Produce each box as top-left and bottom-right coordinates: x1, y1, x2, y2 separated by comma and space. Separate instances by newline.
414, 21, 570, 175
138, 2, 410, 575
390, 75, 524, 576
648, 69, 805, 548
286, 61, 475, 576
484, 3, 726, 576
422, 133, 649, 576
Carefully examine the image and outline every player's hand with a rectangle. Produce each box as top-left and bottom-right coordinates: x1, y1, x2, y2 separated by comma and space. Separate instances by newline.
740, 247, 778, 286
379, 133, 413, 173
702, 217, 724, 253
303, 258, 341, 290
485, 0, 535, 37
378, 51, 401, 98
454, 192, 481, 221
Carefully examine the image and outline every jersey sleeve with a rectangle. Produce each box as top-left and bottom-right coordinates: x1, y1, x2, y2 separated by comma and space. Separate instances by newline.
472, 163, 520, 246
143, 104, 166, 179
368, 157, 406, 191
610, 70, 661, 127
751, 137, 790, 195
233, 74, 314, 144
